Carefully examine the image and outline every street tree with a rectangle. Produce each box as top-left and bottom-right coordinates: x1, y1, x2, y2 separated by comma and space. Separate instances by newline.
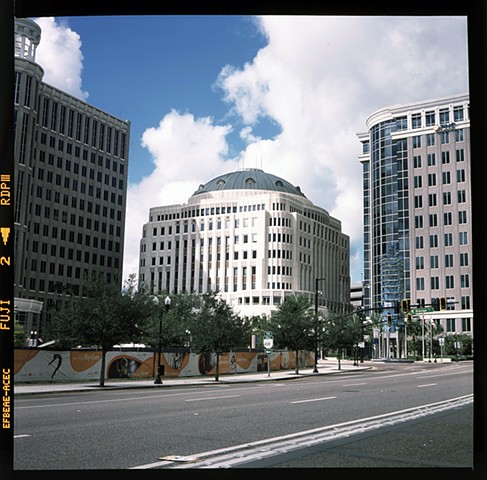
189, 292, 248, 381
146, 292, 204, 348
271, 295, 314, 374
47, 274, 155, 386
322, 312, 361, 369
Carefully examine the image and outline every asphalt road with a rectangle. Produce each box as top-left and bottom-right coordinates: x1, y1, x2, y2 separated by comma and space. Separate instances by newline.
12, 362, 474, 471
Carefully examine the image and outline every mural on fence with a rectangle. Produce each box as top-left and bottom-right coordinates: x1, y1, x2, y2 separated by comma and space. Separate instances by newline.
14, 349, 314, 383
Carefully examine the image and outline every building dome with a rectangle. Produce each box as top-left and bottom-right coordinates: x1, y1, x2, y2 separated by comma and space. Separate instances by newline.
191, 168, 306, 198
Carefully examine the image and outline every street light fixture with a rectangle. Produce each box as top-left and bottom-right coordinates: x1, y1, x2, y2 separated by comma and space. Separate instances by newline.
314, 278, 326, 373
153, 295, 171, 384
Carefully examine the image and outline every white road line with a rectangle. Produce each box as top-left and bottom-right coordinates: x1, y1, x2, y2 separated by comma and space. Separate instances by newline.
342, 382, 367, 387
185, 395, 240, 402
14, 434, 31, 439
131, 394, 473, 469
417, 383, 437, 388
290, 396, 336, 404
14, 389, 238, 409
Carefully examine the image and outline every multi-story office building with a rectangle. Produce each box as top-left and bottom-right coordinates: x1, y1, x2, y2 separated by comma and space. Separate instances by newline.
357, 94, 473, 346
139, 168, 350, 318
14, 18, 130, 336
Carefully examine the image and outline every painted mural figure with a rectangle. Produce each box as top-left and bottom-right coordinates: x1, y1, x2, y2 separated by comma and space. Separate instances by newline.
48, 354, 62, 379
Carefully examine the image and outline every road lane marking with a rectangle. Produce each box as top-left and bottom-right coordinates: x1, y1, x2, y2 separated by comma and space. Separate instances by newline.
342, 382, 367, 387
185, 395, 240, 402
417, 383, 437, 388
15, 389, 241, 409
14, 434, 31, 438
131, 394, 473, 469
290, 396, 336, 404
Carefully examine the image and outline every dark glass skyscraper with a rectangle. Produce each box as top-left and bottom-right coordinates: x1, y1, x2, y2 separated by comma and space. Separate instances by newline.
358, 94, 473, 356
14, 18, 130, 337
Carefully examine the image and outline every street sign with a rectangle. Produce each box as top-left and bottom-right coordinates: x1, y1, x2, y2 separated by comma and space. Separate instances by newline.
265, 349, 272, 355
263, 331, 273, 350
411, 307, 434, 314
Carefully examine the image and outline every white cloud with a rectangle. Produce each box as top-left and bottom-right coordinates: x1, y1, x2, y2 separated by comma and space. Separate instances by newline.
34, 17, 88, 101
122, 110, 234, 279
31, 16, 468, 284
213, 15, 468, 281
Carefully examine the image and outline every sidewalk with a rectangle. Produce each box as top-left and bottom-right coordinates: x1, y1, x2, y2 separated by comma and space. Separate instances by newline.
14, 359, 371, 396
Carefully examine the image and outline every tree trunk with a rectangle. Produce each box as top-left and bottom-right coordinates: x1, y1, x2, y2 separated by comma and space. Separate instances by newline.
215, 353, 220, 381
295, 349, 299, 374
99, 349, 106, 387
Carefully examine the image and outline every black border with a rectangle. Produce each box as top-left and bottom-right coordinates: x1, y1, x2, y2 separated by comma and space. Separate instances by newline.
3, 1, 486, 480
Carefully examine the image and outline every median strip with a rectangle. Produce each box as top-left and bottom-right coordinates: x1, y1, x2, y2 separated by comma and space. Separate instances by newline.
130, 394, 472, 469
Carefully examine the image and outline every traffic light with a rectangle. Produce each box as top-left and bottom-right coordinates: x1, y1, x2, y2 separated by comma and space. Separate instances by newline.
432, 298, 440, 311
387, 315, 392, 326
401, 299, 410, 313
440, 297, 447, 310
407, 313, 412, 323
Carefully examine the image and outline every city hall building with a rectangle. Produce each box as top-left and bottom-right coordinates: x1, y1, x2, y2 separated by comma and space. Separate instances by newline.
13, 18, 130, 336
357, 94, 473, 340
138, 168, 350, 318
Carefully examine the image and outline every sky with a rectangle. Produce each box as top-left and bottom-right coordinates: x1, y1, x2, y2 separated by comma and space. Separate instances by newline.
31, 15, 469, 284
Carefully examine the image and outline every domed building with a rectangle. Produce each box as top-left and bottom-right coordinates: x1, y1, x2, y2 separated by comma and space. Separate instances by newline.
139, 168, 350, 317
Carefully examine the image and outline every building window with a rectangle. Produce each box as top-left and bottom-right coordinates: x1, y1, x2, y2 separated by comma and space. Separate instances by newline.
453, 105, 464, 122
439, 108, 450, 125
430, 255, 439, 268
396, 116, 407, 130
411, 113, 422, 129
444, 232, 453, 247
426, 133, 435, 146
425, 111, 436, 126
446, 318, 456, 332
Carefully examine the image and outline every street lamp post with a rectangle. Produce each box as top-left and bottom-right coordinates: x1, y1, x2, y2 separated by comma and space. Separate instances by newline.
314, 278, 326, 373
153, 295, 171, 384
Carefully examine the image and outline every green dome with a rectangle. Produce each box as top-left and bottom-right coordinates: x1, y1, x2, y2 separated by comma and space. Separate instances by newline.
192, 168, 306, 198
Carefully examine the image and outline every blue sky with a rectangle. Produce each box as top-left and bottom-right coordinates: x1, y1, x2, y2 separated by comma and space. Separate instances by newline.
42, 16, 272, 180
31, 15, 469, 284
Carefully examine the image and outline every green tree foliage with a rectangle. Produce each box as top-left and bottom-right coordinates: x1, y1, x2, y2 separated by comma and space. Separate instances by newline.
47, 274, 155, 386
146, 292, 204, 348
247, 313, 272, 348
189, 292, 249, 380
272, 295, 314, 374
322, 312, 362, 368
14, 318, 27, 347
